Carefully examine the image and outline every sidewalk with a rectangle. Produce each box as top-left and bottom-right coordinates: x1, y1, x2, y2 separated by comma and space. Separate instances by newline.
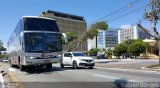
0, 63, 5, 88
94, 59, 160, 73
94, 58, 159, 63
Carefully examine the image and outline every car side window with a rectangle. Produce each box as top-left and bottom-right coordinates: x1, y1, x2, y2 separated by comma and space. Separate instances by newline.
64, 53, 68, 57
68, 53, 72, 57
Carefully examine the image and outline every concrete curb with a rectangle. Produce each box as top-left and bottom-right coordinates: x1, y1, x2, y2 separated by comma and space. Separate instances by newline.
141, 67, 160, 72
94, 59, 159, 63
0, 72, 5, 88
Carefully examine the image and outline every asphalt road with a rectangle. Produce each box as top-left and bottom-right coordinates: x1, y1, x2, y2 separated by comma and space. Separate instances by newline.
1, 60, 160, 88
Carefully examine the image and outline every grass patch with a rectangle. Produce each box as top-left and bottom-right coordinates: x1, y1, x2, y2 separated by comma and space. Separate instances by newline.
147, 64, 160, 68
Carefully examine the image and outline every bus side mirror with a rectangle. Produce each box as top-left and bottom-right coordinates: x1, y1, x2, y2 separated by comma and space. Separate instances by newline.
62, 33, 68, 44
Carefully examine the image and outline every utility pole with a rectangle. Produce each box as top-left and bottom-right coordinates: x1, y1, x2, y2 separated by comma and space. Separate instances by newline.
150, 0, 160, 65
140, 0, 160, 64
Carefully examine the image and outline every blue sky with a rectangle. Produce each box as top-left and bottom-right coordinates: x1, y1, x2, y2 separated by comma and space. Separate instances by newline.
0, 0, 158, 47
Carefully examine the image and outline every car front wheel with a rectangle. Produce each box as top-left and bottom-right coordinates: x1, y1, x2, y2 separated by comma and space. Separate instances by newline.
72, 61, 78, 69
60, 63, 64, 68
46, 64, 52, 69
60, 59, 65, 68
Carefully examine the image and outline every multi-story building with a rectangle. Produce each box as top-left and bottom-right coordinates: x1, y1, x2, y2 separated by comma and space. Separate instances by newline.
88, 37, 97, 50
118, 25, 150, 43
97, 29, 118, 49
105, 29, 119, 48
40, 10, 87, 51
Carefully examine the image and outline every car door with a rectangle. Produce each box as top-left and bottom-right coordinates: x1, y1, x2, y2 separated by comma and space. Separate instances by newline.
67, 53, 73, 65
63, 53, 69, 65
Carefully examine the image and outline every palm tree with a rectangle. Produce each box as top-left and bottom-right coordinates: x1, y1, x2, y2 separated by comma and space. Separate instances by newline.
90, 21, 108, 48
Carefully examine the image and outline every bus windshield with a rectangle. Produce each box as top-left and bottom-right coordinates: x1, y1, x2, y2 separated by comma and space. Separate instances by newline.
24, 18, 59, 32
24, 33, 62, 53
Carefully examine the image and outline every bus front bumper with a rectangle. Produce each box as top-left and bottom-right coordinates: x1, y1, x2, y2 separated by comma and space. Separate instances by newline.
24, 58, 60, 66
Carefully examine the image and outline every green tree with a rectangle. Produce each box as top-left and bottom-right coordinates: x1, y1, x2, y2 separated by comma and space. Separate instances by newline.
88, 48, 99, 56
61, 32, 78, 44
65, 32, 78, 42
0, 54, 8, 59
0, 54, 5, 59
90, 21, 108, 48
124, 39, 135, 45
102, 48, 113, 59
91, 21, 108, 31
153, 43, 159, 55
128, 41, 146, 57
113, 43, 128, 58
84, 29, 99, 40
124, 39, 144, 58
85, 21, 108, 40
0, 40, 6, 51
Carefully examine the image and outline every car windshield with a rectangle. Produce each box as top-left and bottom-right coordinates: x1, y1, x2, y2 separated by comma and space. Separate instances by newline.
72, 53, 86, 57
24, 33, 62, 53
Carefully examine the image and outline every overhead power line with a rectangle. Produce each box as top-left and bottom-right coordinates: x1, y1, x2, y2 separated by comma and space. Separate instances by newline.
88, 0, 146, 27
131, 17, 146, 26
106, 5, 146, 22
92, 0, 143, 21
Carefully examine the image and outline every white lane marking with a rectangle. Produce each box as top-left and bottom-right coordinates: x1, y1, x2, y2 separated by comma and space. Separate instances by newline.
63, 70, 74, 72
96, 67, 160, 74
93, 74, 119, 80
93, 74, 140, 82
0, 73, 5, 88
8, 68, 16, 72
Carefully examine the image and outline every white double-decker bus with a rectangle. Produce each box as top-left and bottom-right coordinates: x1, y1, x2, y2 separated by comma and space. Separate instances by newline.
8, 16, 67, 71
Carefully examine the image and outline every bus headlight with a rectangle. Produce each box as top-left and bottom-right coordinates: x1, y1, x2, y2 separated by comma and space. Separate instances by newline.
29, 56, 34, 59
58, 54, 61, 57
26, 56, 35, 59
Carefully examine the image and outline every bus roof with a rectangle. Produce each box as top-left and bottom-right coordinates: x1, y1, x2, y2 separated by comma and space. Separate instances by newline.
22, 16, 55, 21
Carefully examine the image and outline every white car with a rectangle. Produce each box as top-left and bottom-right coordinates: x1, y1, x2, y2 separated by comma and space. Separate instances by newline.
3, 59, 9, 63
60, 52, 95, 69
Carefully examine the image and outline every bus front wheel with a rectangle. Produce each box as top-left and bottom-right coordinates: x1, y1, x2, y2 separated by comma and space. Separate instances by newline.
46, 64, 52, 69
19, 65, 25, 71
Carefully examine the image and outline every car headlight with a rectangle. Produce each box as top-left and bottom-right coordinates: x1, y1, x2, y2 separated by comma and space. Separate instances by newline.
79, 59, 85, 61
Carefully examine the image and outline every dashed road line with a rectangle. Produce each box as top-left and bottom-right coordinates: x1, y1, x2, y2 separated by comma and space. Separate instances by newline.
8, 68, 16, 72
